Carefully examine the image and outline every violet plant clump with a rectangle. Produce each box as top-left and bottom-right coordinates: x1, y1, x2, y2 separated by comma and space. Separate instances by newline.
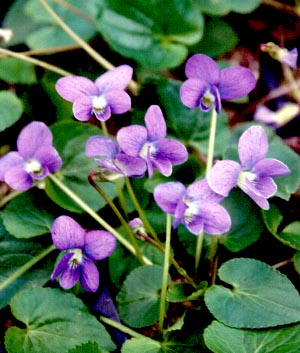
0, 121, 62, 191
55, 65, 133, 121
51, 215, 116, 292
207, 125, 290, 210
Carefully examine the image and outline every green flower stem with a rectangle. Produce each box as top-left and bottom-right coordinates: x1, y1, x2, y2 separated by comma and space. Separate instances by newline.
100, 120, 109, 137
88, 172, 146, 265
0, 47, 72, 77
136, 230, 197, 287
205, 108, 218, 175
195, 231, 204, 275
0, 190, 22, 208
124, 177, 160, 243
0, 244, 55, 292
99, 316, 145, 339
48, 174, 152, 265
158, 213, 172, 333
209, 235, 219, 285
38, 0, 139, 95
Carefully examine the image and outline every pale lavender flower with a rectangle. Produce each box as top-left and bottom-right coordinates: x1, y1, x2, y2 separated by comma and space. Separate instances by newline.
0, 122, 62, 191
51, 215, 116, 292
180, 54, 257, 113
207, 126, 290, 210
261, 42, 298, 69
154, 179, 231, 235
117, 105, 188, 178
55, 65, 133, 121
85, 136, 146, 180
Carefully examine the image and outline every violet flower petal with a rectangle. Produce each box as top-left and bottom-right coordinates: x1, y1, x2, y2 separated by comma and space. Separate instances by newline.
200, 201, 231, 235
240, 178, 270, 210
17, 122, 53, 159
0, 152, 23, 180
50, 252, 73, 281
84, 230, 117, 261
34, 146, 62, 173
94, 105, 111, 122
95, 65, 133, 92
117, 125, 147, 156
154, 182, 186, 215
207, 160, 241, 196
218, 66, 256, 100
85, 136, 118, 159
114, 154, 146, 177
185, 54, 220, 84
56, 76, 98, 102
105, 90, 131, 114
180, 79, 207, 109
145, 105, 166, 140
51, 215, 85, 250
186, 178, 223, 203
185, 215, 204, 235
5, 165, 33, 191
238, 126, 268, 168
73, 95, 93, 121
173, 200, 188, 229
252, 158, 290, 177
249, 176, 277, 198
152, 157, 172, 177
80, 258, 99, 292
60, 265, 80, 290
155, 139, 188, 165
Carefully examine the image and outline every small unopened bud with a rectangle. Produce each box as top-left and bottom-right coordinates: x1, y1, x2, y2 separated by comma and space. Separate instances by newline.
129, 218, 147, 239
260, 42, 298, 69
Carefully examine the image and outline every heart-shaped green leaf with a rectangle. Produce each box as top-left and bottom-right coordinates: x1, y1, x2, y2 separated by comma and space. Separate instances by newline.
0, 90, 23, 132
205, 258, 300, 328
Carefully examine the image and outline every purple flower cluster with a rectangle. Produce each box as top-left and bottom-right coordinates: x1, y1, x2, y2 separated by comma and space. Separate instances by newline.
0, 122, 62, 191
86, 105, 188, 179
51, 215, 116, 292
55, 65, 133, 122
180, 54, 257, 113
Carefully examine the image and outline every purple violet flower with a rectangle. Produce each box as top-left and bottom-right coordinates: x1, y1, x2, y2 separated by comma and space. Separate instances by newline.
55, 65, 133, 122
154, 179, 231, 235
85, 136, 147, 180
0, 122, 62, 191
261, 42, 298, 69
207, 126, 290, 210
116, 105, 188, 178
51, 215, 116, 292
180, 54, 257, 113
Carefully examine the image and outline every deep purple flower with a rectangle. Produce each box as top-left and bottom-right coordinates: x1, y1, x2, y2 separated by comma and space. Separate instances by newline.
180, 54, 257, 113
51, 215, 116, 292
154, 179, 231, 235
207, 126, 290, 210
55, 65, 133, 122
117, 105, 188, 178
0, 122, 62, 191
85, 136, 147, 180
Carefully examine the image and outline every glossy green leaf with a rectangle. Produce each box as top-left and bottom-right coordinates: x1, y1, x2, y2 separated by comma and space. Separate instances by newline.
155, 78, 230, 156
5, 287, 115, 353
0, 222, 54, 309
24, 0, 96, 49
198, 0, 261, 15
117, 265, 170, 327
2, 191, 54, 238
205, 258, 300, 328
0, 58, 37, 84
121, 337, 162, 353
229, 0, 261, 13
278, 222, 300, 250
46, 121, 120, 213
95, 0, 204, 69
167, 282, 206, 302
0, 91, 23, 132
262, 204, 283, 236
204, 320, 300, 353
191, 18, 239, 57
219, 188, 264, 252
68, 342, 107, 353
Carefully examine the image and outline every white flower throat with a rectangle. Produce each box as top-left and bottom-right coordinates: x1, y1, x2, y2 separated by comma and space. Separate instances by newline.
24, 159, 43, 176
201, 89, 215, 109
93, 95, 107, 113
237, 170, 257, 188
68, 249, 83, 269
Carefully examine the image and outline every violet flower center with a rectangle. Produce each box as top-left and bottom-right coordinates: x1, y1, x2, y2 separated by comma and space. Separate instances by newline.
237, 170, 257, 188
201, 88, 215, 109
184, 201, 200, 224
68, 248, 83, 269
140, 142, 157, 159
92, 95, 107, 113
24, 158, 43, 176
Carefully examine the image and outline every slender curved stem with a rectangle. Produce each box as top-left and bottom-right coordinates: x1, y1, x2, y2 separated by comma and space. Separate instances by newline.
0, 190, 22, 208
88, 172, 145, 265
205, 108, 218, 175
48, 174, 152, 265
0, 47, 72, 77
0, 244, 55, 292
124, 177, 160, 243
99, 316, 146, 339
195, 231, 204, 275
158, 213, 172, 333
